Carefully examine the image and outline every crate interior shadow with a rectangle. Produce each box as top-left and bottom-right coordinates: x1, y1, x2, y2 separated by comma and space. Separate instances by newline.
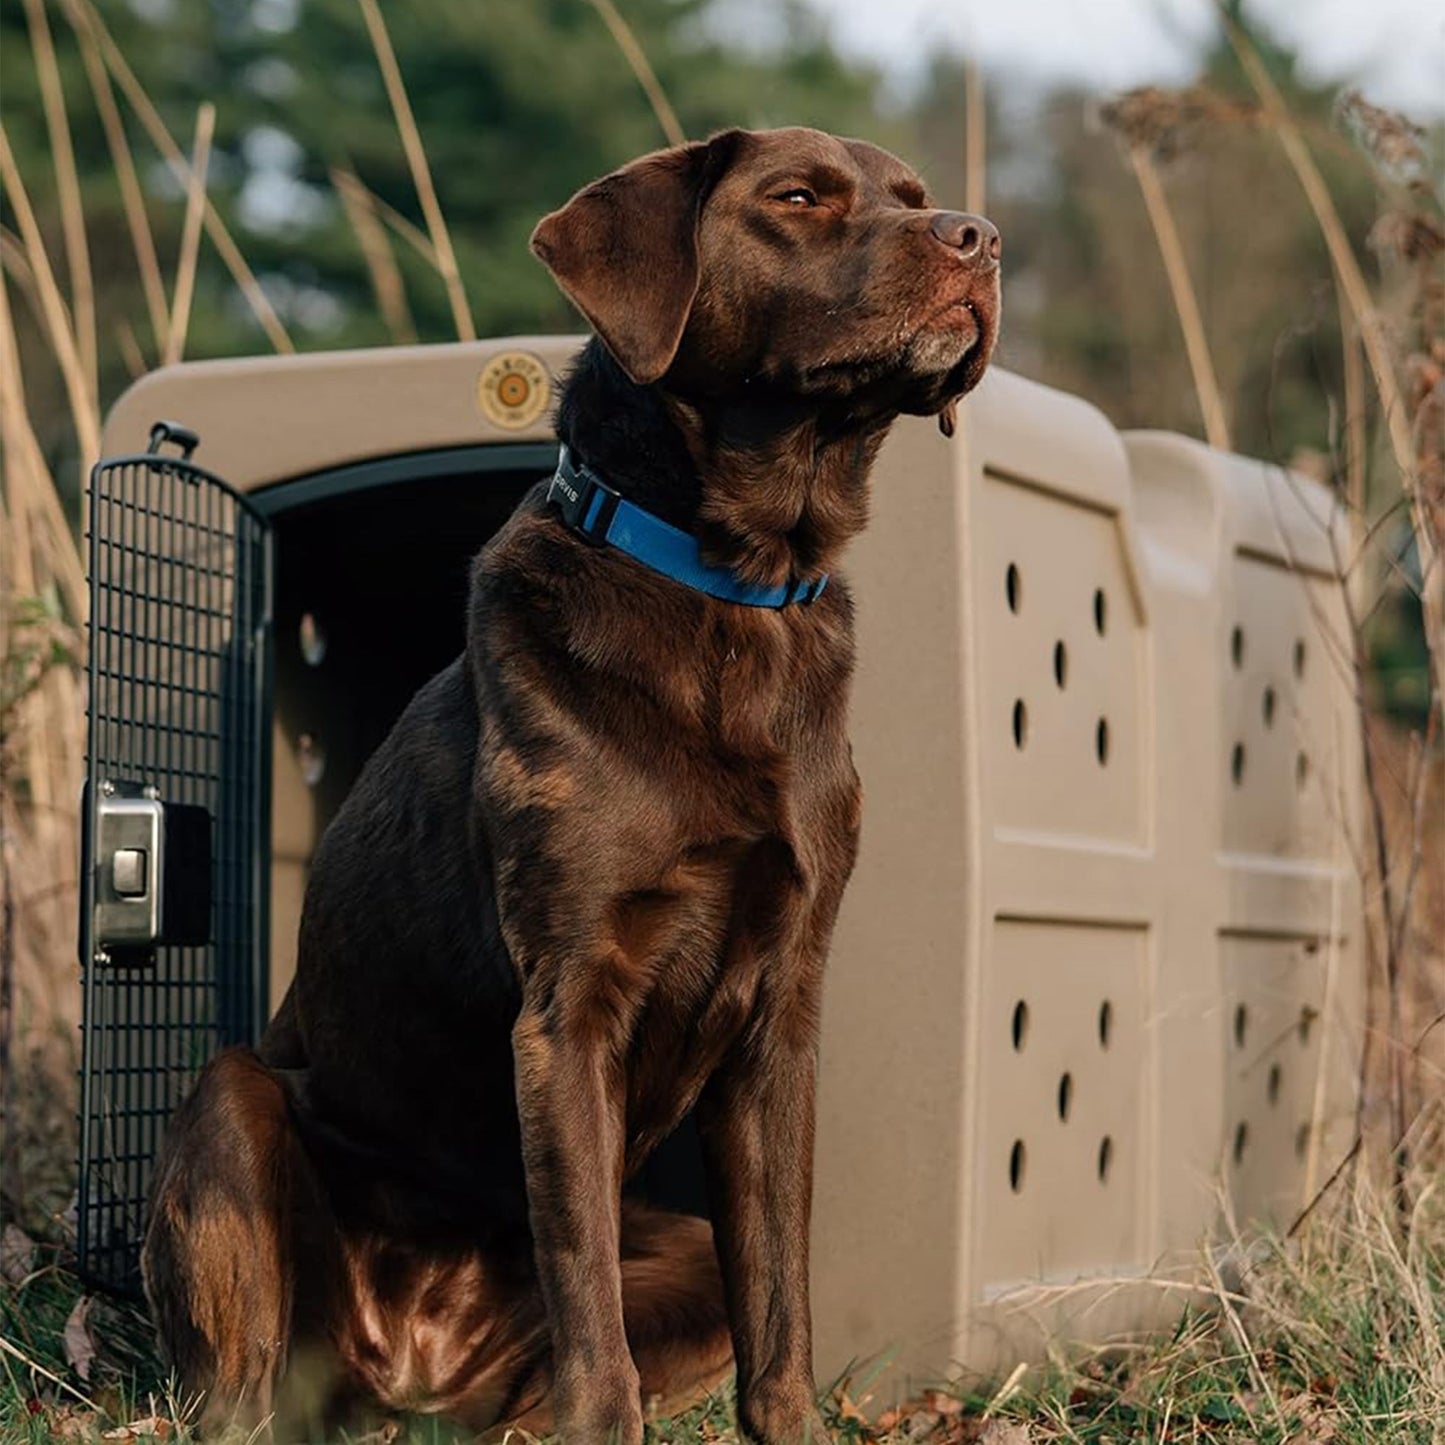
268, 463, 709, 1218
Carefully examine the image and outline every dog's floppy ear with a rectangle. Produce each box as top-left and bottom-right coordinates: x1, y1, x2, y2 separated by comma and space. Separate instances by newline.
531, 133, 740, 385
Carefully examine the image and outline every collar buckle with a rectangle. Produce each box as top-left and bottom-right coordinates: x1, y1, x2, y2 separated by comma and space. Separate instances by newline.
545, 446, 828, 608
784, 575, 826, 606
548, 446, 620, 546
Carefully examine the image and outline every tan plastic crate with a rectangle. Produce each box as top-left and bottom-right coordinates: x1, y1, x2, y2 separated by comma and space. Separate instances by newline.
99, 340, 1363, 1401
812, 380, 1362, 1397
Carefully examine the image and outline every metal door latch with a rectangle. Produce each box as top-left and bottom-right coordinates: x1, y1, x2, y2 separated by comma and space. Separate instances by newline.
91, 779, 212, 964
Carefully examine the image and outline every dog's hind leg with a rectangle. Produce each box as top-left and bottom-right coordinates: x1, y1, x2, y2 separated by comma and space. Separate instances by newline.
621, 1204, 735, 1422
143, 1047, 340, 1437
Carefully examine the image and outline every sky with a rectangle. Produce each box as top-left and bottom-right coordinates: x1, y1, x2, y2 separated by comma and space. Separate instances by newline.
799, 0, 1445, 116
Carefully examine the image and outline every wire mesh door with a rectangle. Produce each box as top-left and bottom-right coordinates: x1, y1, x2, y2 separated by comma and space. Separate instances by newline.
79, 421, 272, 1293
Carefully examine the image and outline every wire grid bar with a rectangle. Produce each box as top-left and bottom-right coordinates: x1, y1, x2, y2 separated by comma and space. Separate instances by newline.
79, 448, 272, 1294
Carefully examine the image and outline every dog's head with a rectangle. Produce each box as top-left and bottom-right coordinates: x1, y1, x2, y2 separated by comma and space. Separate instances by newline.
531, 127, 1000, 431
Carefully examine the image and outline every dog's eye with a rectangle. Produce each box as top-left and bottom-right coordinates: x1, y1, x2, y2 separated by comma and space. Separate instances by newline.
774, 187, 818, 208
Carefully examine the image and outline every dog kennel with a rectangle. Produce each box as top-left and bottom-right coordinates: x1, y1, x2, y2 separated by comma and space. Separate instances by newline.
79, 336, 1363, 1400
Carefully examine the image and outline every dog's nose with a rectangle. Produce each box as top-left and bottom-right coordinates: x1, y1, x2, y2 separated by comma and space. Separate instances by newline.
930, 211, 1000, 265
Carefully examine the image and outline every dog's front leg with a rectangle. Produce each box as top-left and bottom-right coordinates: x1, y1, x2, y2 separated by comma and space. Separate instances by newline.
698, 1026, 828, 1445
513, 1001, 641, 1444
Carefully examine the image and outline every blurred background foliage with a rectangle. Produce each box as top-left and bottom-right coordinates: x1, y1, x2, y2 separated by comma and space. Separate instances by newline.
0, 0, 1437, 707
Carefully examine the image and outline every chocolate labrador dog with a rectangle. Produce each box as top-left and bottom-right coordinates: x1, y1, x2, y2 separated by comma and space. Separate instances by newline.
143, 126, 999, 1442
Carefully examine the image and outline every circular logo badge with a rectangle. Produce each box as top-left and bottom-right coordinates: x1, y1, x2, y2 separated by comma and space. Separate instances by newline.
477, 351, 551, 430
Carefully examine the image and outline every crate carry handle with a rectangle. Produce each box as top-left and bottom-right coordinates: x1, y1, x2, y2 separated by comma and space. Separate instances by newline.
147, 419, 199, 460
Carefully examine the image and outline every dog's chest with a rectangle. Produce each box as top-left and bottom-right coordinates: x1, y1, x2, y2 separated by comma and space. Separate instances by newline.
691, 607, 832, 761
616, 831, 811, 1164
613, 641, 857, 1159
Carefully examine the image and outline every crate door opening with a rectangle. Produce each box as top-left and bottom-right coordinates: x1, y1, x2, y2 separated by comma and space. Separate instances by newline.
268, 463, 540, 1011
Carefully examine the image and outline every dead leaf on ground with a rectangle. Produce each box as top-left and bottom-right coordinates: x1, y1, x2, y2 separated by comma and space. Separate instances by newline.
922, 1390, 965, 1416
50, 1404, 104, 1440
902, 1408, 943, 1439
102, 1418, 174, 1441
63, 1294, 96, 1382
1, 1222, 37, 1284
834, 1391, 873, 1428
1283, 1401, 1340, 1445
979, 1423, 1032, 1445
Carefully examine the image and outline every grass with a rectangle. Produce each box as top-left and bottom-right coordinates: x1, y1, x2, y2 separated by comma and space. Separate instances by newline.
5, 1165, 1445, 1444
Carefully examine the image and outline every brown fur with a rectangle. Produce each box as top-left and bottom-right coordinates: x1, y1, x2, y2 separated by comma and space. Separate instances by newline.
143, 126, 999, 1443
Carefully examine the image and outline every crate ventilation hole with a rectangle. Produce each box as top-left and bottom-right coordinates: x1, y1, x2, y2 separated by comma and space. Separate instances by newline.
1003, 565, 1112, 767
1006, 996, 1116, 1193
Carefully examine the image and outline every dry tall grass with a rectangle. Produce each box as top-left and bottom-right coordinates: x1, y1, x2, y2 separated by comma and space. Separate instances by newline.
0, 0, 485, 1231
0, 278, 86, 1230
1102, 40, 1444, 1230
1, 0, 91, 1222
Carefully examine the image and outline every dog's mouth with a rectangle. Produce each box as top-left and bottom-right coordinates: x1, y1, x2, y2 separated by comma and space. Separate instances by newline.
925, 286, 994, 339
760, 274, 999, 408
904, 287, 994, 371
948, 297, 982, 349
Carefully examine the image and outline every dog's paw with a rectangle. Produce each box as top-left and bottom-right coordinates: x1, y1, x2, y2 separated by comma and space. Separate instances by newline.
737, 1379, 830, 1445
555, 1401, 645, 1445
553, 1364, 645, 1445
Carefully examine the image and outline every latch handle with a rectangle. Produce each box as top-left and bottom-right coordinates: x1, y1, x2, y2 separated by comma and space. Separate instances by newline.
90, 779, 212, 965
147, 420, 199, 460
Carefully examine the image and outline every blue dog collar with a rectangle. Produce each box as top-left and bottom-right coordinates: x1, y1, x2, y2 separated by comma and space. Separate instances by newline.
546, 446, 828, 609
